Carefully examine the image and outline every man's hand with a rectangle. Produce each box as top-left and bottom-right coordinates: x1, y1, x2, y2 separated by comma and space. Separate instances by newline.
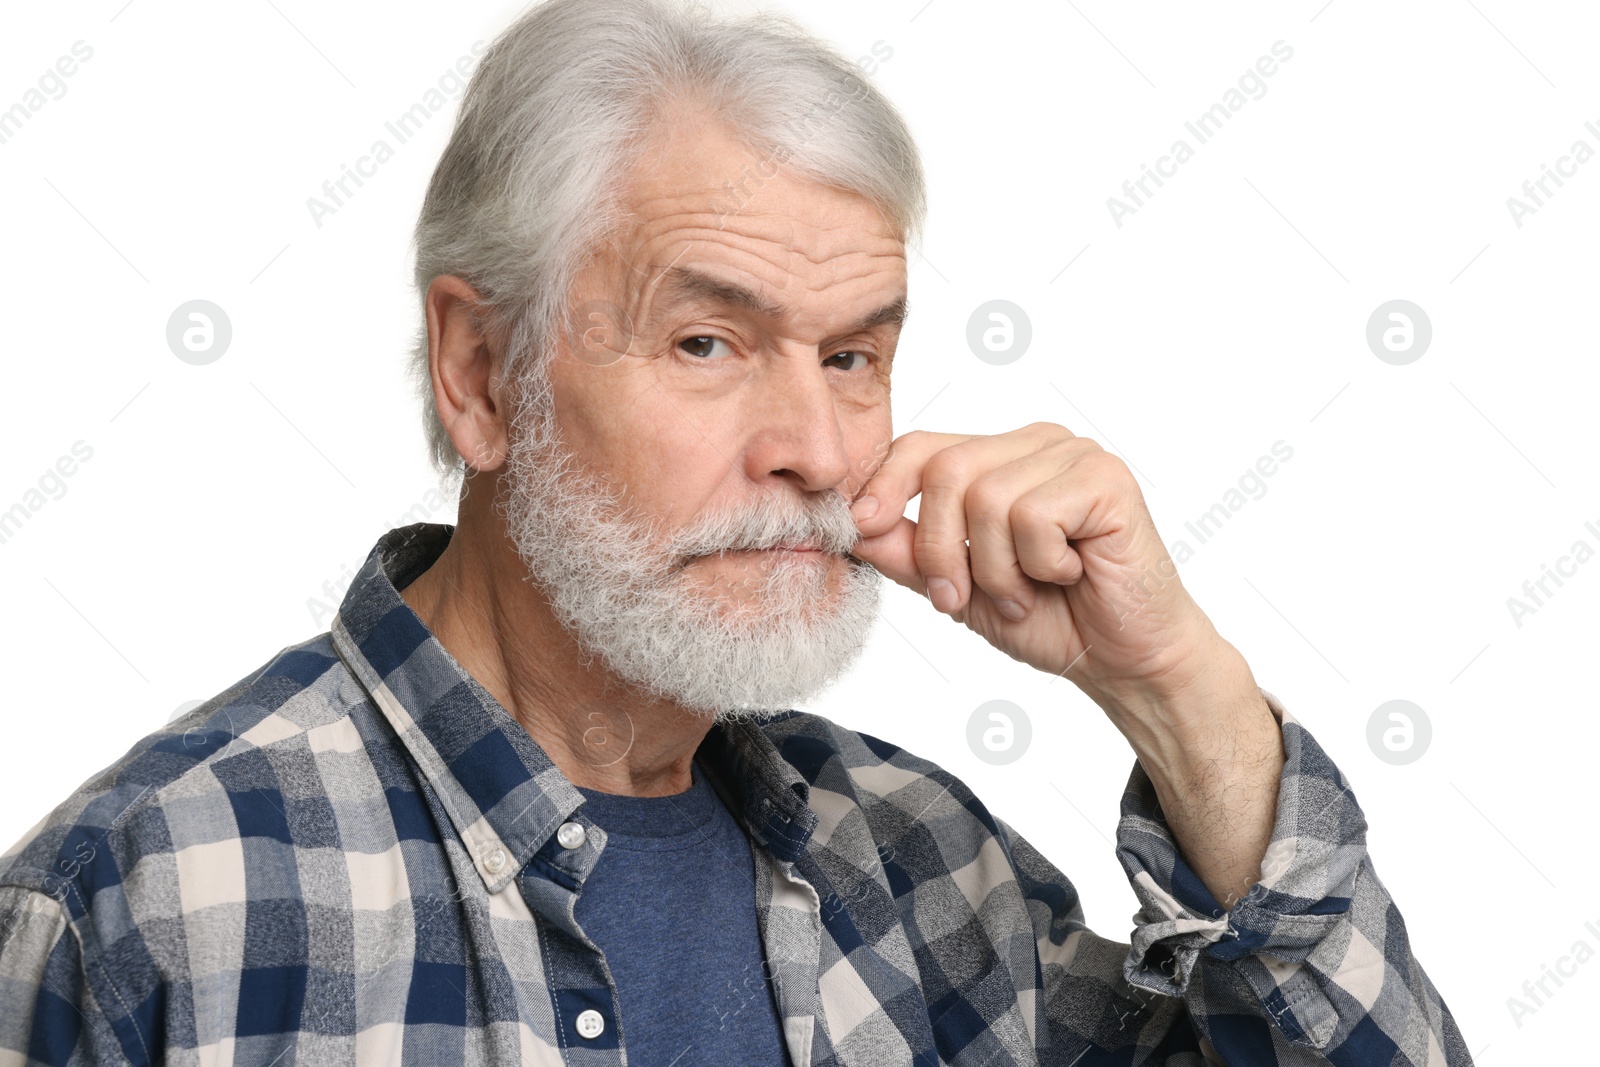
847, 422, 1285, 909
847, 423, 1208, 691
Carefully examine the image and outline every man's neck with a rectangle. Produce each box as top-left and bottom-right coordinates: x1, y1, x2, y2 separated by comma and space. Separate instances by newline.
397, 512, 713, 797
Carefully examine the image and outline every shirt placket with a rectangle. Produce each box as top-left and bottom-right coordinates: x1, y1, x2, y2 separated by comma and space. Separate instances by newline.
755, 845, 824, 1066
513, 810, 631, 1064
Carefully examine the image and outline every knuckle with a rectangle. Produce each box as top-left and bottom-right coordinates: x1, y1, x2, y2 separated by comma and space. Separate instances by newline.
910, 520, 943, 554
1009, 497, 1054, 529
1092, 449, 1132, 483
1018, 551, 1072, 584
965, 476, 1012, 521
912, 538, 964, 580
922, 450, 968, 490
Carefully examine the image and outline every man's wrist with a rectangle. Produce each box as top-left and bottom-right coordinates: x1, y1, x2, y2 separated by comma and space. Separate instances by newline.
1120, 655, 1279, 791
1093, 633, 1285, 908
1090, 631, 1271, 755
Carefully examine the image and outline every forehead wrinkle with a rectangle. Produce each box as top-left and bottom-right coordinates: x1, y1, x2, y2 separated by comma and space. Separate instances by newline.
624, 194, 901, 265
607, 195, 907, 338
638, 263, 907, 342
657, 265, 784, 319
623, 223, 906, 294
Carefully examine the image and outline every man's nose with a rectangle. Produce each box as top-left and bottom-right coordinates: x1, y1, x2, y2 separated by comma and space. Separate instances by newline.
739, 352, 853, 495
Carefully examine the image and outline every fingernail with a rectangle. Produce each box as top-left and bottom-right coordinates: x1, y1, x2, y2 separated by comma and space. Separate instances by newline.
926, 577, 957, 613
851, 495, 879, 521
996, 598, 1027, 622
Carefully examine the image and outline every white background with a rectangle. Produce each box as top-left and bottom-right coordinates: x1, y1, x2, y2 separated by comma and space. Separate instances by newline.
3, 0, 1596, 1061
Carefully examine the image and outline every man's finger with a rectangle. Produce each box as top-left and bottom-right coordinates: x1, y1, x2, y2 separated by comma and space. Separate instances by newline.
964, 465, 1041, 617
847, 430, 974, 539
914, 476, 971, 614
848, 516, 925, 596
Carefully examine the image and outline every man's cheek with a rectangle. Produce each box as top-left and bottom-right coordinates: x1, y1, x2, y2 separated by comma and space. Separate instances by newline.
841, 435, 893, 500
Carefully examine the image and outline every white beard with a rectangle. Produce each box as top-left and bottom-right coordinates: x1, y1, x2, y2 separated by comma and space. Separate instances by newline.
496, 365, 882, 722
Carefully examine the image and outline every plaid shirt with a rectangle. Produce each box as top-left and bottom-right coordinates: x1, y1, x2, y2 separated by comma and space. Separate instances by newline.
0, 522, 1469, 1066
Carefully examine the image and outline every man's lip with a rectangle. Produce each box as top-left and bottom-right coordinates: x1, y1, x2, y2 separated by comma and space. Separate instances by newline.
707, 544, 824, 555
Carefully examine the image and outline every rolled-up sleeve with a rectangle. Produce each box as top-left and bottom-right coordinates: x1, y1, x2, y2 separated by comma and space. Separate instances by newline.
1115, 688, 1471, 1065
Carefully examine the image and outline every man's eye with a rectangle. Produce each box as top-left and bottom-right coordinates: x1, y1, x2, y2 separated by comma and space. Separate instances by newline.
679, 336, 732, 359
823, 351, 870, 371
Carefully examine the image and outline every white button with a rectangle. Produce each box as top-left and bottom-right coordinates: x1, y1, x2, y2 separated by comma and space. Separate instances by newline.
556, 821, 586, 850
482, 847, 507, 874
574, 1009, 605, 1039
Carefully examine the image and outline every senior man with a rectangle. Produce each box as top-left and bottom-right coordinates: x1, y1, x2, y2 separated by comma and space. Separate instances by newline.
1, 0, 1467, 1064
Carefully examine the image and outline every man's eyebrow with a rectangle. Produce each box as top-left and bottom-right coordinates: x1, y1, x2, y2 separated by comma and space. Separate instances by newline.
852, 295, 910, 333
657, 266, 783, 318
654, 265, 909, 334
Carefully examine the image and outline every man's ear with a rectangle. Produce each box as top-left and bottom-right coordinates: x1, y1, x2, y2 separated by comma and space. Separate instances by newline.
425, 275, 510, 473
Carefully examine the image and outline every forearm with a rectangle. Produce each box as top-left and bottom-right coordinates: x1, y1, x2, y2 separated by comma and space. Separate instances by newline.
1114, 702, 1473, 1063
1091, 634, 1284, 909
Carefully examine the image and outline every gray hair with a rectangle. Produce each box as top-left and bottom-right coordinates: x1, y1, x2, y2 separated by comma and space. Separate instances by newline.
408, 0, 927, 481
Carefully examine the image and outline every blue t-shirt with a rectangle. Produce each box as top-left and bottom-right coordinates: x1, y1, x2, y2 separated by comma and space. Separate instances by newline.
573, 758, 791, 1066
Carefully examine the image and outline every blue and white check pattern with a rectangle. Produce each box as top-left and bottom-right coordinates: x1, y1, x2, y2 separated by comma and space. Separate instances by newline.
0, 522, 1470, 1065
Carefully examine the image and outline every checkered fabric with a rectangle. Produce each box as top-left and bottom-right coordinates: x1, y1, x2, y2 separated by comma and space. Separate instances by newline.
0, 523, 1470, 1065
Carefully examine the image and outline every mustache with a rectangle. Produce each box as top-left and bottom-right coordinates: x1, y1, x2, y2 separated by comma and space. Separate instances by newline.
665, 489, 864, 569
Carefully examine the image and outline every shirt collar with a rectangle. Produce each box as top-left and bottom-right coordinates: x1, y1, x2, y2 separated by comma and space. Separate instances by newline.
329, 522, 819, 891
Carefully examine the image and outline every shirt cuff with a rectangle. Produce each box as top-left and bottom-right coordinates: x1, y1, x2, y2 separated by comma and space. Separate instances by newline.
1113, 688, 1367, 997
